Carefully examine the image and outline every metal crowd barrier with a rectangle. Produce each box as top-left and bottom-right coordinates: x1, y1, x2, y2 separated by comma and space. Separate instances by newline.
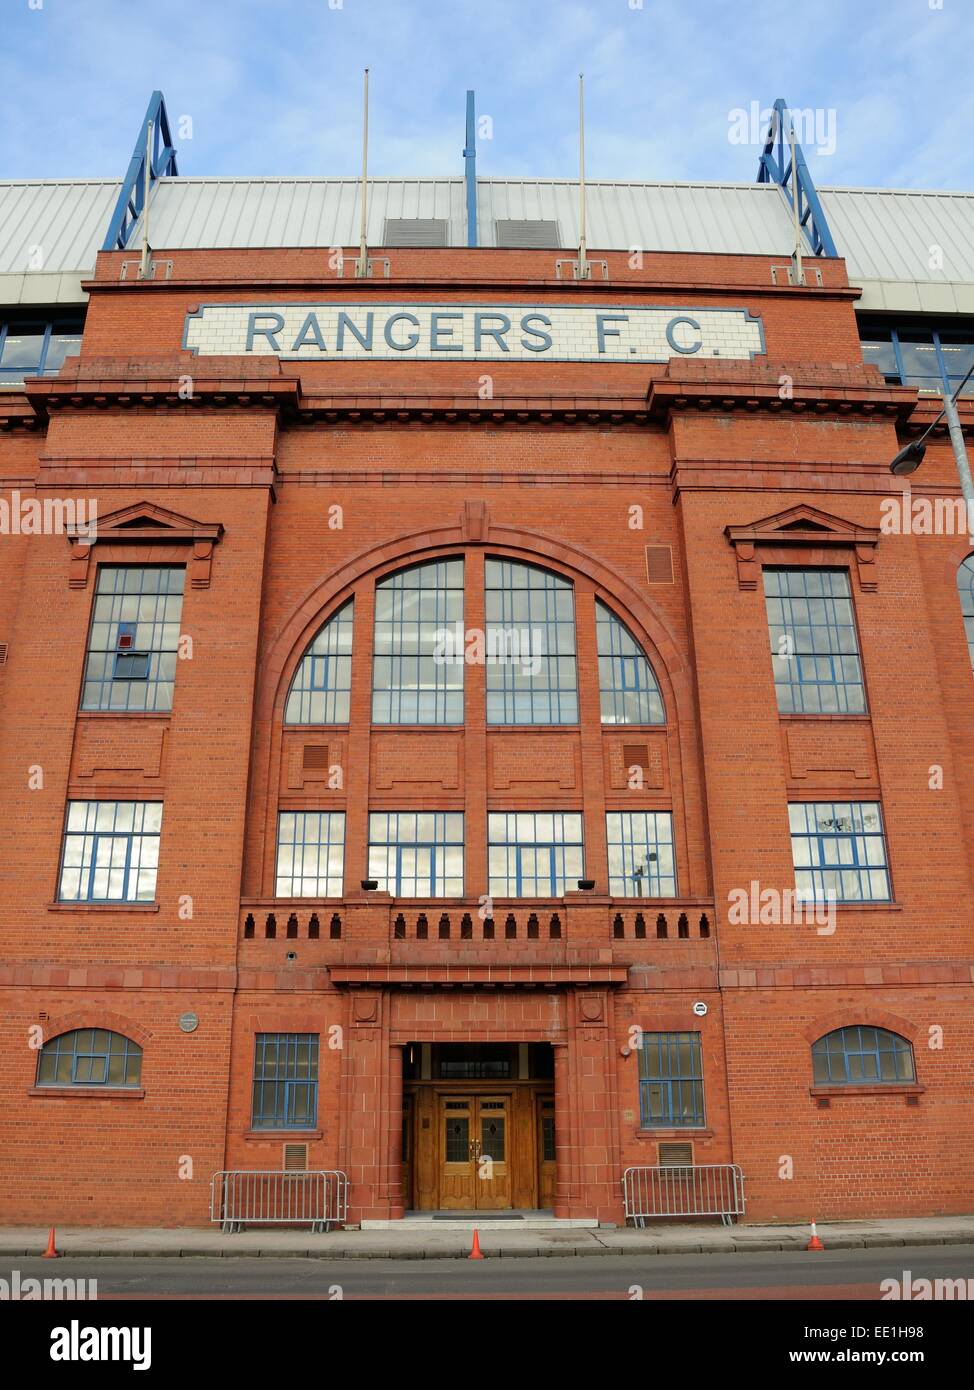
622, 1164, 746, 1228
210, 1170, 349, 1233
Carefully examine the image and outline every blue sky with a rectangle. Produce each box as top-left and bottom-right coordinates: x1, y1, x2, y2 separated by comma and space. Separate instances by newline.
1, 0, 971, 189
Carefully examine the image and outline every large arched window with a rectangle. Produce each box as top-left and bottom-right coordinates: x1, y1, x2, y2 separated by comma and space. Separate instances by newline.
811, 1026, 915, 1086
485, 559, 578, 724
958, 557, 974, 673
285, 601, 354, 724
35, 1029, 143, 1088
596, 601, 665, 724
373, 560, 464, 724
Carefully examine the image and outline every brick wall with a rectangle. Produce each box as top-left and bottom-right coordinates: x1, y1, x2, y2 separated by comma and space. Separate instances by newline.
0, 243, 971, 1226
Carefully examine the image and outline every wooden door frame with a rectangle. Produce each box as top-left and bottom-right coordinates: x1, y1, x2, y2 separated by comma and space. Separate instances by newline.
405, 1080, 546, 1211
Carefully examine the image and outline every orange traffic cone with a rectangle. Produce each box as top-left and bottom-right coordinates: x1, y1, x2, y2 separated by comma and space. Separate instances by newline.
806, 1220, 824, 1251
468, 1228, 484, 1260
42, 1226, 60, 1259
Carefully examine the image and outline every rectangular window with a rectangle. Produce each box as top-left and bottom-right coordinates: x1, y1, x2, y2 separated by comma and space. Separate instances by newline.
81, 567, 185, 713
58, 801, 162, 903
368, 812, 464, 897
789, 801, 891, 903
0, 319, 82, 382
251, 1034, 319, 1130
372, 560, 464, 724
764, 568, 866, 715
606, 812, 676, 896
638, 1033, 705, 1128
858, 324, 974, 399
276, 812, 346, 898
487, 812, 584, 898
485, 560, 578, 725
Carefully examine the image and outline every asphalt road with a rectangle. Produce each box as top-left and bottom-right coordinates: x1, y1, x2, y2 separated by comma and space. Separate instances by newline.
6, 1243, 974, 1299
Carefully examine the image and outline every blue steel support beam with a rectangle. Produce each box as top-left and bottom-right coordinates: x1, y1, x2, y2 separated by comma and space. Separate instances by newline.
756, 98, 838, 259
464, 89, 478, 248
102, 91, 179, 252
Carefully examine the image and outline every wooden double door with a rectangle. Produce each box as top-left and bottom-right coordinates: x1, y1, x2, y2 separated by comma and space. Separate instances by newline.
404, 1086, 555, 1211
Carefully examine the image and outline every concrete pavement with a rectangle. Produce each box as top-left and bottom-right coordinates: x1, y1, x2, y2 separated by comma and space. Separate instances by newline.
3, 1214, 974, 1260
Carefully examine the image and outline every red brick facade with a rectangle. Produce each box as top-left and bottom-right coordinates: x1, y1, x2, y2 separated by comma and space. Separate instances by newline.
1, 244, 972, 1227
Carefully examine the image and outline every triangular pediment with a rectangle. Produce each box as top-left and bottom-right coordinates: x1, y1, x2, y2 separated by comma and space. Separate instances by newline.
727, 504, 871, 543
91, 501, 221, 536
725, 504, 880, 592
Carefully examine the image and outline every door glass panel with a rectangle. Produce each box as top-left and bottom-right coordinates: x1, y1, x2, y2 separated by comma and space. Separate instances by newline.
445, 1117, 469, 1162
481, 1113, 505, 1162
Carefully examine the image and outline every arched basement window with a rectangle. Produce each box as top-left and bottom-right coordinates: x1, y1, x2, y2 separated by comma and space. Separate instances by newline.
373, 560, 464, 724
35, 1029, 143, 1088
485, 558, 578, 724
811, 1026, 915, 1086
285, 601, 354, 724
596, 600, 665, 724
958, 556, 974, 673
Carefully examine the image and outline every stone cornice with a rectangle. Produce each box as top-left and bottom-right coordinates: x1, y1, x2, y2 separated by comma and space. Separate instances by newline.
648, 361, 917, 422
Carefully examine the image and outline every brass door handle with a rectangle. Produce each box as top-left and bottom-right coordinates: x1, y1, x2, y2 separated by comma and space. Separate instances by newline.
469, 1139, 482, 1160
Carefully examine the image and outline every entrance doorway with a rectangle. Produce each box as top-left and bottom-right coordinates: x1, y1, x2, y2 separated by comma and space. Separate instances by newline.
402, 1043, 554, 1212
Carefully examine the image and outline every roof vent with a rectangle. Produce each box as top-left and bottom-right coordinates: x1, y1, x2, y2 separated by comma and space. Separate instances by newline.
495, 218, 561, 249
383, 218, 449, 247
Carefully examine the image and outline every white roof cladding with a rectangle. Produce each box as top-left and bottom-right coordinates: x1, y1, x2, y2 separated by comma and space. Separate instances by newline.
0, 179, 120, 304
1, 175, 973, 313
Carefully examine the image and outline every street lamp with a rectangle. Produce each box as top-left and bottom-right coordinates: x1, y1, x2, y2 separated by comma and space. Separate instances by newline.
890, 362, 974, 544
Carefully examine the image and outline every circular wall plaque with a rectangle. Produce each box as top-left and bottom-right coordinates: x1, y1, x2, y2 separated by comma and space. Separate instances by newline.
692, 1001, 708, 1017
178, 1012, 199, 1033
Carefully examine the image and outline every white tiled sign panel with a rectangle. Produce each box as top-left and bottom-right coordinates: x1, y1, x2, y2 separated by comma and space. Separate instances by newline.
183, 303, 765, 363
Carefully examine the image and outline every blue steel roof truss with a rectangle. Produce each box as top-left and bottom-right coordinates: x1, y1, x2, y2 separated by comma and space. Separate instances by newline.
756, 98, 838, 259
101, 90, 179, 253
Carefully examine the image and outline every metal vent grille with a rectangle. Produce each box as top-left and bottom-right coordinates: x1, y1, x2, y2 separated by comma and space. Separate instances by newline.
622, 743, 650, 772
645, 545, 674, 585
495, 218, 561, 249
383, 218, 449, 247
303, 744, 329, 770
658, 1142, 693, 1166
0, 643, 7, 666
283, 1143, 308, 1172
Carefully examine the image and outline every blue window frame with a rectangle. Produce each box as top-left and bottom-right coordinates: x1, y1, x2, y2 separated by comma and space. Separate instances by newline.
789, 801, 891, 903
0, 318, 83, 383
81, 567, 185, 712
958, 557, 974, 673
861, 324, 974, 398
252, 1034, 319, 1130
606, 812, 676, 896
485, 559, 578, 725
487, 812, 584, 898
35, 1029, 142, 1089
597, 601, 665, 724
276, 812, 346, 898
373, 560, 464, 724
285, 601, 354, 724
638, 1033, 704, 1128
811, 1027, 915, 1086
368, 812, 464, 897
58, 800, 163, 903
764, 568, 866, 714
